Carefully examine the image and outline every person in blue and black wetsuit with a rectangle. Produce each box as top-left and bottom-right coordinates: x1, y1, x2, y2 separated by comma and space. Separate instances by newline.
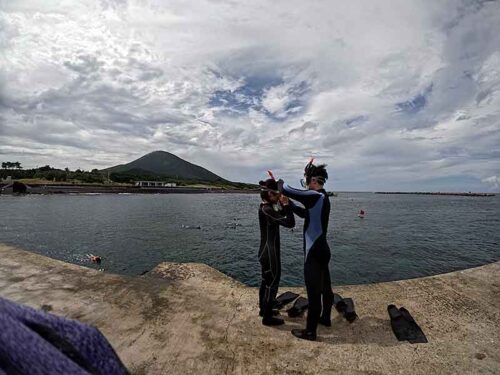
258, 179, 295, 326
277, 160, 333, 341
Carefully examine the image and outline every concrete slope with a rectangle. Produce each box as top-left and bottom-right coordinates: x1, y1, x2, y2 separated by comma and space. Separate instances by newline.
0, 244, 498, 374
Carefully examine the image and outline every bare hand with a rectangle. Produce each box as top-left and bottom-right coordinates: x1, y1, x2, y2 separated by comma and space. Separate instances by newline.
279, 196, 289, 206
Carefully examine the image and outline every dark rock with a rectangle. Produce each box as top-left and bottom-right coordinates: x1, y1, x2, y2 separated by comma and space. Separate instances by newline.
13, 181, 27, 194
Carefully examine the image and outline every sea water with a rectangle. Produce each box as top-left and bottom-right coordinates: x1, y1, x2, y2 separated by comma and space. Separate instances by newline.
0, 193, 498, 286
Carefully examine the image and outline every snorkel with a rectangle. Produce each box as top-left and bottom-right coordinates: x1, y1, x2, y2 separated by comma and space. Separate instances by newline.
267, 170, 277, 181
302, 158, 328, 189
301, 158, 315, 188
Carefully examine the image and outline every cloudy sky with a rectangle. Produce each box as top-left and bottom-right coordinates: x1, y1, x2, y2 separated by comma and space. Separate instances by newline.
1, 0, 499, 191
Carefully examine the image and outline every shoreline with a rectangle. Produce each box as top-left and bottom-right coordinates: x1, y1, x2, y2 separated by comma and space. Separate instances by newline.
0, 183, 259, 195
375, 191, 496, 197
2, 242, 498, 287
1, 182, 497, 196
0, 243, 498, 374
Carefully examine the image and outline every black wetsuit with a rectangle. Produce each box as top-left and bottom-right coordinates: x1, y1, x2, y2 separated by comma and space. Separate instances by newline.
258, 202, 295, 318
279, 182, 334, 333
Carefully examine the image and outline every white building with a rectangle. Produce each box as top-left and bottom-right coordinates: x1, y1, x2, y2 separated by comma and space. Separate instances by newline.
135, 181, 177, 187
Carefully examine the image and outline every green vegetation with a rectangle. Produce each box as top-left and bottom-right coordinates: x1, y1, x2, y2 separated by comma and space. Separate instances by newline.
0, 164, 106, 184
1, 161, 22, 170
107, 169, 256, 189
1, 159, 257, 190
102, 150, 257, 189
103, 151, 224, 182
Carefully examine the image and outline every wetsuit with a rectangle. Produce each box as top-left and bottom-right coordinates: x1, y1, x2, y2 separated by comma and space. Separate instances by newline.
258, 202, 295, 318
278, 182, 334, 333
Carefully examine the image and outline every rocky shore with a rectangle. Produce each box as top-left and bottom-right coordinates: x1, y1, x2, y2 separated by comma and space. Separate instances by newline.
0, 244, 498, 374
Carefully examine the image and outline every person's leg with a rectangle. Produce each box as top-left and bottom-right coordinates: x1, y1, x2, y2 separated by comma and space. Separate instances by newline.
261, 250, 284, 326
305, 257, 322, 333
269, 249, 281, 307
320, 263, 334, 325
259, 270, 266, 315
292, 256, 321, 340
260, 255, 272, 314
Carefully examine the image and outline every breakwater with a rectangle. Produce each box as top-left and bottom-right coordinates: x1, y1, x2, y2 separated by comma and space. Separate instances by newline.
0, 244, 498, 374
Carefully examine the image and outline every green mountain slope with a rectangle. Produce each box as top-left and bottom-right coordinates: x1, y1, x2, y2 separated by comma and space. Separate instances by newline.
102, 151, 225, 182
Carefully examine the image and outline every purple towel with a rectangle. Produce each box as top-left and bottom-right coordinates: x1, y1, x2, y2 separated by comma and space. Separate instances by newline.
0, 297, 127, 374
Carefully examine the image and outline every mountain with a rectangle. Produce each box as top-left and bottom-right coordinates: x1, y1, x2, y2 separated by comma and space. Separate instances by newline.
102, 151, 225, 182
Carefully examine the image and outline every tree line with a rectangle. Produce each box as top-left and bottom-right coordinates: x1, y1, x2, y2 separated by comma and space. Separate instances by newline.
1, 163, 106, 184
1, 162, 23, 170
1, 163, 178, 185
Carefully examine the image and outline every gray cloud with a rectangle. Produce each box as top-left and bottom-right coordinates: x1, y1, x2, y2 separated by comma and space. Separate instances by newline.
0, 0, 499, 190
288, 121, 317, 135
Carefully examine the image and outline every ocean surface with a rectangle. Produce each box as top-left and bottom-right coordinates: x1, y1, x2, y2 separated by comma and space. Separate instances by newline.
0, 193, 499, 286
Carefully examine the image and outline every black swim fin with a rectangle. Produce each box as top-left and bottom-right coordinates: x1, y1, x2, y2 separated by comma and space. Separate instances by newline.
333, 293, 347, 313
342, 298, 358, 323
275, 291, 300, 309
388, 304, 411, 341
287, 297, 309, 317
387, 305, 428, 344
333, 293, 344, 306
399, 307, 428, 344
333, 294, 357, 322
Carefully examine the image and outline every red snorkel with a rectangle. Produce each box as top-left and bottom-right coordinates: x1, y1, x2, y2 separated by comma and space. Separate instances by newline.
267, 170, 276, 181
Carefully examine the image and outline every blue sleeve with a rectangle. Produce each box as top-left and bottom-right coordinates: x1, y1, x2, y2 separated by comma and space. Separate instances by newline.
278, 181, 321, 209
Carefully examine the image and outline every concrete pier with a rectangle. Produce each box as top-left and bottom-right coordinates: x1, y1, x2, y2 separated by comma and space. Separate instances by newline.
0, 244, 498, 374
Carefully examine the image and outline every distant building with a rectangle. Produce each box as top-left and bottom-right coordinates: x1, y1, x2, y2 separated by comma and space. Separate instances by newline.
135, 181, 177, 188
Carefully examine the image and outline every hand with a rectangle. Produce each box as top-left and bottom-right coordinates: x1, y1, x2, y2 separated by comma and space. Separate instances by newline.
277, 179, 284, 192
279, 195, 289, 206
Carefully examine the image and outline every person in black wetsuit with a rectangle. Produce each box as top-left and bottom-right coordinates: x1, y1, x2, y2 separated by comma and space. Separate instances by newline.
258, 178, 295, 326
277, 161, 333, 341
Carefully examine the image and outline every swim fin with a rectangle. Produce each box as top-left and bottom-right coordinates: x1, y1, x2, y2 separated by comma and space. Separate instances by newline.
333, 293, 344, 306
399, 307, 428, 344
275, 291, 300, 309
333, 294, 357, 322
387, 305, 428, 344
287, 297, 309, 318
342, 298, 358, 323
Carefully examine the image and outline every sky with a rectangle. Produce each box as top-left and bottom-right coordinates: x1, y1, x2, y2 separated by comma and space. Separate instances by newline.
0, 0, 499, 191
